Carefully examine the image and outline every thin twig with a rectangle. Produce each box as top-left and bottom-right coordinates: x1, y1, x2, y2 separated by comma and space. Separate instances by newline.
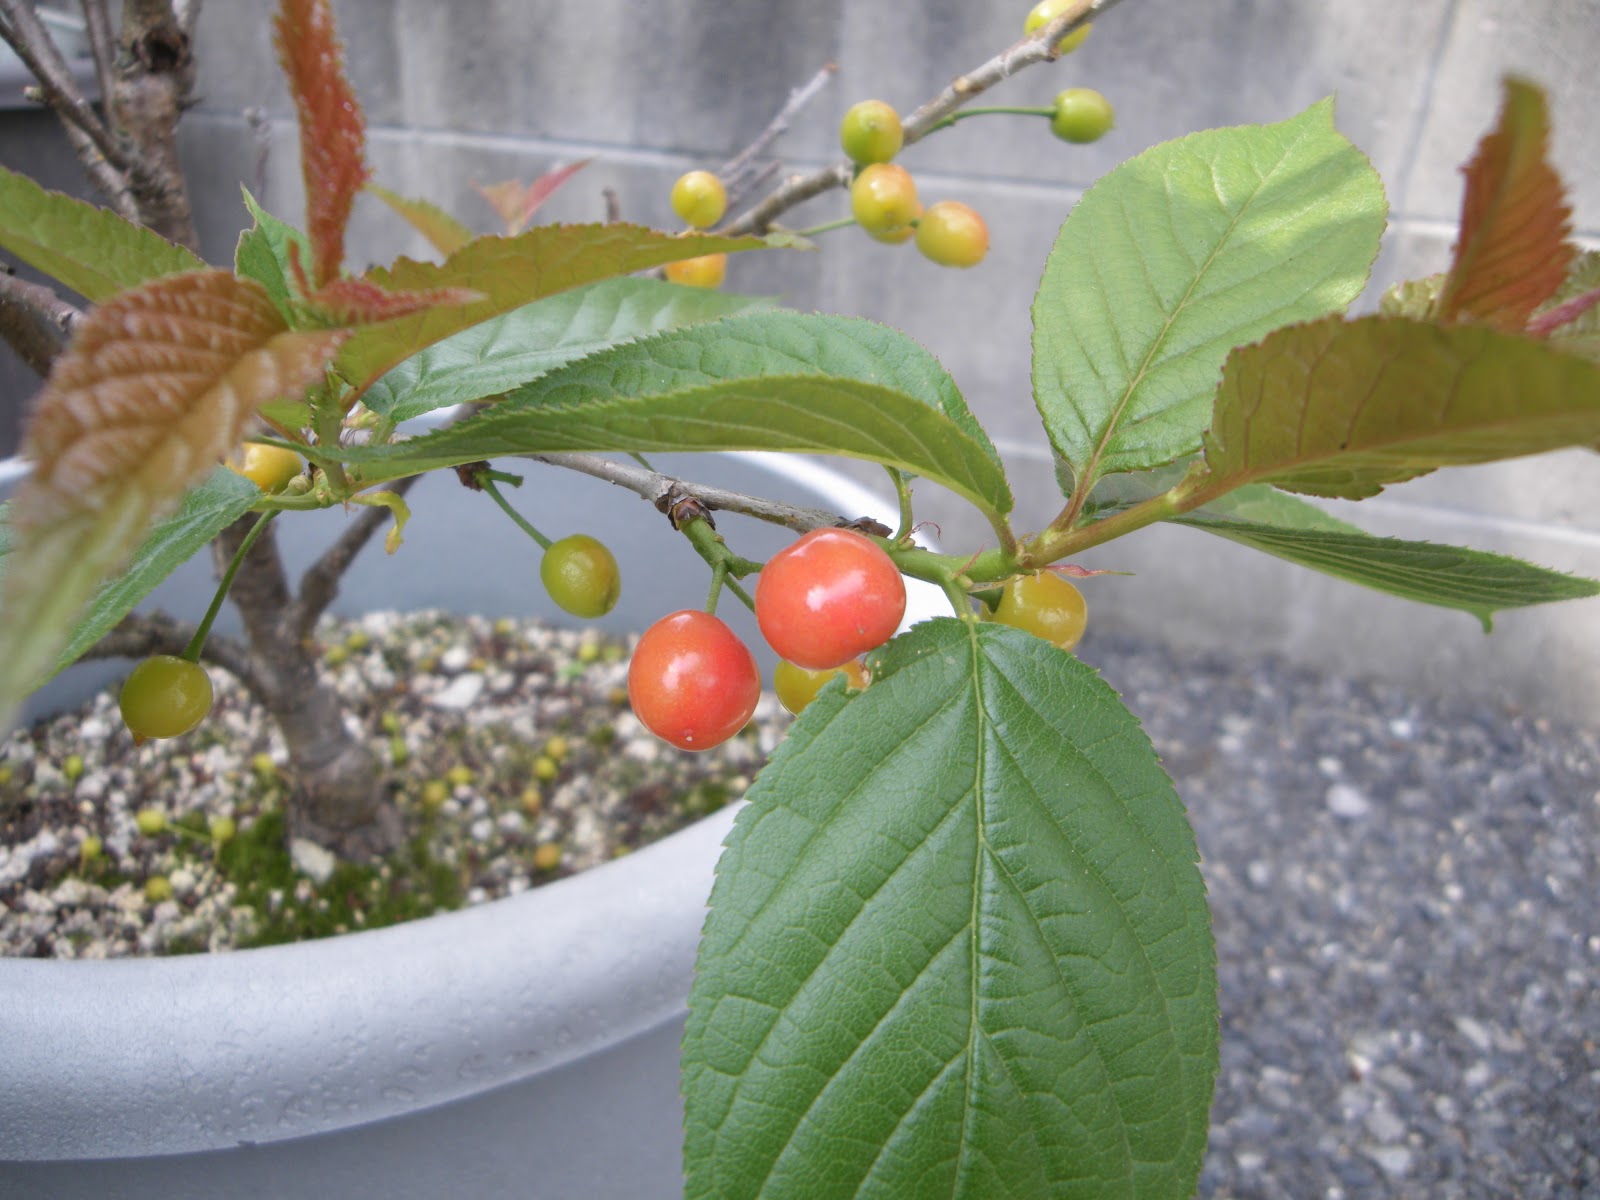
79, 0, 117, 112
529, 451, 849, 533
718, 62, 836, 213
724, 165, 853, 237
0, 0, 125, 168
79, 611, 269, 698
0, 267, 82, 375
246, 105, 271, 197
723, 0, 1125, 236
289, 475, 422, 639
0, 0, 135, 217
900, 0, 1123, 143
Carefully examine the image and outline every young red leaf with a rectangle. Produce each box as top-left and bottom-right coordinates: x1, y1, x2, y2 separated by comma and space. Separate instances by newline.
474, 160, 592, 236
1435, 77, 1573, 332
0, 269, 347, 726
273, 0, 370, 289
310, 275, 482, 326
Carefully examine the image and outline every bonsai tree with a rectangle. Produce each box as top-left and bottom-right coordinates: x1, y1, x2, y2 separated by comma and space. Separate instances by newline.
3, 0, 1599, 1194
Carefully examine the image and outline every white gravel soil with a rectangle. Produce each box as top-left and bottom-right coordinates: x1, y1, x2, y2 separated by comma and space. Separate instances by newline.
0, 610, 786, 958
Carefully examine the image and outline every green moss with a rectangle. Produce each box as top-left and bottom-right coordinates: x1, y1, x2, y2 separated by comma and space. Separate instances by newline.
214, 810, 464, 948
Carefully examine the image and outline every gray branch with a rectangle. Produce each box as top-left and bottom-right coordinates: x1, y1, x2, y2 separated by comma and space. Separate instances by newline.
0, 266, 82, 375
718, 63, 836, 215
289, 475, 422, 640
79, 611, 269, 698
79, 0, 117, 117
529, 451, 850, 533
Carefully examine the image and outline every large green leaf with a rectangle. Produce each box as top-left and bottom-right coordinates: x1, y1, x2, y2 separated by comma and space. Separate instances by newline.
1172, 487, 1598, 630
0, 164, 204, 301
361, 278, 778, 421
335, 223, 774, 394
1197, 314, 1600, 500
335, 313, 1014, 517
0, 467, 259, 683
683, 619, 1216, 1199
1032, 99, 1386, 492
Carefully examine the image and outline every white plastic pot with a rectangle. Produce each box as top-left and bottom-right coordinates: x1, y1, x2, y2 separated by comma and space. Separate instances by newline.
0, 450, 943, 1199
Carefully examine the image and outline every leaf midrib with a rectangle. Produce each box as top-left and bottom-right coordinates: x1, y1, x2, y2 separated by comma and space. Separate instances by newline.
1076, 138, 1301, 494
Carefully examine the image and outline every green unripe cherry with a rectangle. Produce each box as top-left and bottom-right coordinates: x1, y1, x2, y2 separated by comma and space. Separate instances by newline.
119, 655, 213, 743
839, 100, 904, 165
850, 163, 920, 235
1050, 87, 1115, 143
540, 534, 622, 619
773, 659, 868, 716
914, 200, 990, 268
670, 170, 727, 228
1025, 0, 1093, 54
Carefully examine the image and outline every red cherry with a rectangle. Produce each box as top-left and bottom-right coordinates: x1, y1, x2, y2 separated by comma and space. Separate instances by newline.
628, 610, 760, 751
754, 528, 906, 670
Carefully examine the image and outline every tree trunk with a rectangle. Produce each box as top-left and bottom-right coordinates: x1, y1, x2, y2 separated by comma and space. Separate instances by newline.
214, 517, 403, 860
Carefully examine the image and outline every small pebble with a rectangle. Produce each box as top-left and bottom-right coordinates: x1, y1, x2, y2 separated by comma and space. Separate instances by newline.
1325, 783, 1372, 819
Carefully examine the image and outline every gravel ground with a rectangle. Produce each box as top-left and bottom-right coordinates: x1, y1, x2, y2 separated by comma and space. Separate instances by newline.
1079, 633, 1600, 1200
2, 616, 1596, 1196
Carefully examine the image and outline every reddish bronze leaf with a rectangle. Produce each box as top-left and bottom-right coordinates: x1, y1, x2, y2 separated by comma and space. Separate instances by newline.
17, 270, 346, 531
274, 0, 370, 289
311, 275, 482, 326
474, 159, 592, 236
0, 269, 347, 725
1435, 77, 1573, 332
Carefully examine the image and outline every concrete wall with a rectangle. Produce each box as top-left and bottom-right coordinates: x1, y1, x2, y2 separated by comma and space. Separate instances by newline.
16, 1, 1600, 717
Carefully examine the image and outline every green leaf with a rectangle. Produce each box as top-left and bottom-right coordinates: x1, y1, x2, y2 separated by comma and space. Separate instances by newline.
0, 164, 204, 301
1032, 99, 1387, 491
1378, 273, 1445, 320
336, 313, 1014, 517
683, 619, 1217, 1200
234, 187, 311, 319
366, 182, 474, 257
1198, 314, 1600, 501
1172, 487, 1599, 630
362, 278, 778, 421
0, 468, 259, 683
335, 222, 775, 395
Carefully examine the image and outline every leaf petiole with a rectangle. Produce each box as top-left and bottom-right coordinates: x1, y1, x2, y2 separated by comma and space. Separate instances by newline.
183, 510, 278, 662
475, 471, 552, 550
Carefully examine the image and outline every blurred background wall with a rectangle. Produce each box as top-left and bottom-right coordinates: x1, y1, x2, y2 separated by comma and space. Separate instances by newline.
5, 0, 1599, 717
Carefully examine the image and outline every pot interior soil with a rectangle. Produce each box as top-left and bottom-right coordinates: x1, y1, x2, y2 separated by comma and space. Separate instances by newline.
0, 609, 788, 958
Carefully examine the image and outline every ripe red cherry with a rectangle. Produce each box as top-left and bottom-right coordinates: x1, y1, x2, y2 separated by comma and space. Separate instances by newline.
627, 610, 760, 751
755, 528, 906, 670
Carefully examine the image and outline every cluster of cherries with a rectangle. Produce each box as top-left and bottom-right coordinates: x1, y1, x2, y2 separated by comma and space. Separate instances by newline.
118, 443, 1090, 758
627, 526, 1091, 753
658, 0, 1114, 292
